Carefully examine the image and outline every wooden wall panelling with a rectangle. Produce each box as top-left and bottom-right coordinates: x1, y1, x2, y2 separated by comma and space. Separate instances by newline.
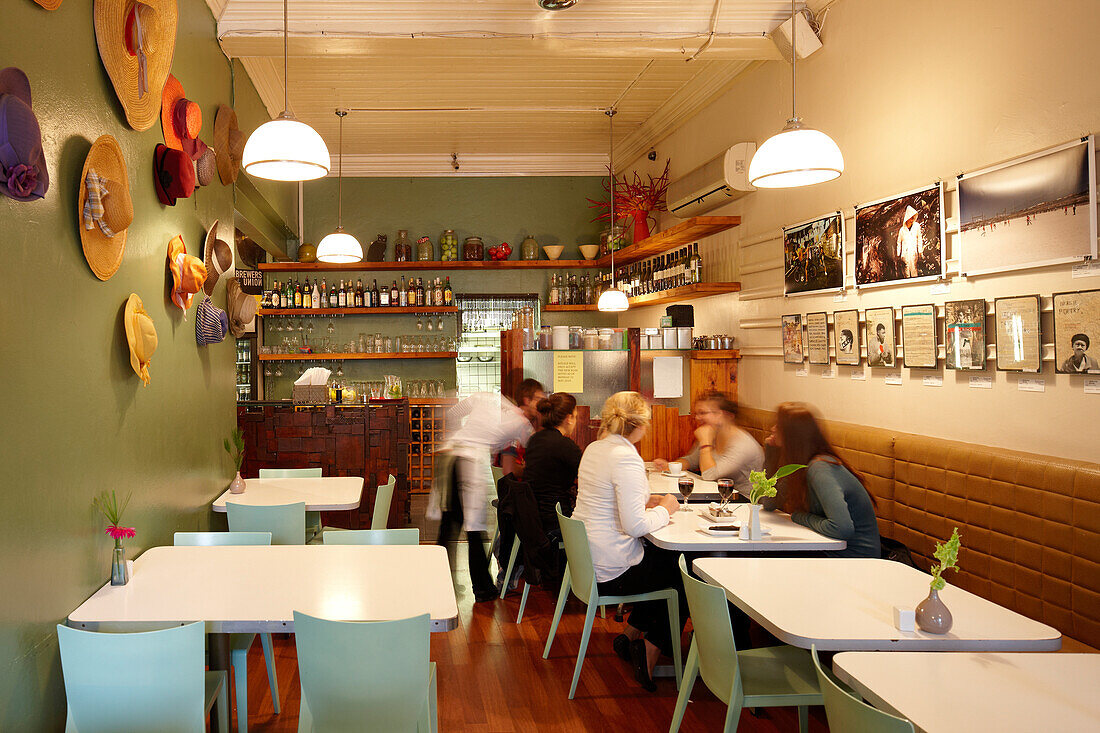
499, 329, 523, 401
689, 354, 739, 405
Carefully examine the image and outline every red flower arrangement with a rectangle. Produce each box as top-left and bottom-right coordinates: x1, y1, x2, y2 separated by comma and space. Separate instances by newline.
106, 526, 136, 540
587, 159, 671, 244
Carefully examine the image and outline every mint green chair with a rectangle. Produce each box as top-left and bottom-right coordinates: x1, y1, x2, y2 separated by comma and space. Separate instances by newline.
324, 528, 419, 545
57, 621, 228, 732
543, 505, 682, 699
811, 647, 915, 733
227, 501, 306, 546
669, 556, 822, 732
293, 611, 437, 733
260, 467, 323, 541
371, 474, 398, 529
174, 531, 280, 732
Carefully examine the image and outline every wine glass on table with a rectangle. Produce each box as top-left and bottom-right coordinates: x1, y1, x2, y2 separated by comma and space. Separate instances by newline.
677, 476, 694, 513
716, 478, 735, 515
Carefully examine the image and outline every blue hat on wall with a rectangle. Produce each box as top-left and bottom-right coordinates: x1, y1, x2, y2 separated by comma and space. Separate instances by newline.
195, 295, 229, 346
0, 67, 49, 202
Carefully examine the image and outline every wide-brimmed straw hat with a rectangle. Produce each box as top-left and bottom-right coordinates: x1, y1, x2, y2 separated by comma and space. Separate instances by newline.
196, 148, 217, 186
94, 0, 178, 131
161, 74, 207, 160
0, 67, 49, 202
79, 135, 133, 280
153, 142, 194, 205
214, 105, 244, 185
203, 219, 234, 295
236, 234, 266, 270
124, 293, 158, 386
33, 0, 64, 11
167, 234, 207, 312
226, 277, 258, 337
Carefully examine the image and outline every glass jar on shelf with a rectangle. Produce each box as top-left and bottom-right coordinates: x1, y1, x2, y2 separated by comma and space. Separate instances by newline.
416, 235, 434, 261
439, 229, 458, 261
599, 224, 628, 256
462, 236, 484, 261
394, 229, 413, 262
520, 235, 539, 261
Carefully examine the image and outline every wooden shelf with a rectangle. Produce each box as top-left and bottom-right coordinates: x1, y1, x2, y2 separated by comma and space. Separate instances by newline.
259, 352, 457, 361
259, 307, 458, 316
627, 282, 741, 307
543, 304, 598, 312
408, 398, 459, 406
258, 259, 599, 272
594, 216, 741, 267
690, 349, 741, 360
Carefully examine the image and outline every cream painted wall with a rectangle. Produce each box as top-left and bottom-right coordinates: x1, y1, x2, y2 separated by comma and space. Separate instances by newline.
619, 0, 1100, 461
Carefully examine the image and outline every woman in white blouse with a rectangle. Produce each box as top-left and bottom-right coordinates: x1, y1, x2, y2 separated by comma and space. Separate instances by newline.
572, 392, 683, 692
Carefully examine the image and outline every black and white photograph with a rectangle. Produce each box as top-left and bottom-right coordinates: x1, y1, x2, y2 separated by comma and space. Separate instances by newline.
855, 184, 945, 287
834, 310, 861, 366
783, 211, 846, 296
994, 295, 1043, 372
945, 299, 987, 370
782, 314, 804, 364
865, 307, 896, 367
959, 137, 1097, 276
1053, 289, 1100, 374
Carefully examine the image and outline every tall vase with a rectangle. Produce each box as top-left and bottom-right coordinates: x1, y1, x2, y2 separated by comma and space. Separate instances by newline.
111, 539, 130, 586
631, 211, 652, 243
229, 470, 246, 494
739, 503, 763, 541
915, 588, 953, 634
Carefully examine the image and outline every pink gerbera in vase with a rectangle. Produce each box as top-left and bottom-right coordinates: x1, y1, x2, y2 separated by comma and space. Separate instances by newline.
93, 491, 135, 586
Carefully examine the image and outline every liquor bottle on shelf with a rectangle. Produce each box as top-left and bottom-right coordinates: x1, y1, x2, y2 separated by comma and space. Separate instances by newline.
549, 273, 559, 305
313, 280, 321, 309
432, 278, 442, 307
284, 279, 293, 308
406, 277, 416, 307
414, 278, 423, 307
378, 279, 390, 307
269, 280, 278, 308
303, 279, 312, 309
335, 280, 344, 308
396, 276, 406, 307
390, 280, 399, 307
689, 243, 702, 284
443, 277, 453, 306
355, 279, 364, 307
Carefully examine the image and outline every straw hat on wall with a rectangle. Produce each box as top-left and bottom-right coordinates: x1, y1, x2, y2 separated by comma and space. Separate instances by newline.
124, 293, 157, 386
32, 0, 64, 11
214, 105, 244, 185
79, 135, 132, 280
202, 219, 234, 295
94, 0, 178, 131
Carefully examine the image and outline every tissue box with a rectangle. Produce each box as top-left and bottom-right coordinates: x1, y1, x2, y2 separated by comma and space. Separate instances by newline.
893, 606, 915, 632
292, 384, 328, 405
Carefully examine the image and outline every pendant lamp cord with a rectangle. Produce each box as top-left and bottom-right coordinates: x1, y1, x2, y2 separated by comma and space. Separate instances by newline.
283, 0, 289, 113
606, 107, 617, 287
336, 109, 347, 225
791, 0, 797, 119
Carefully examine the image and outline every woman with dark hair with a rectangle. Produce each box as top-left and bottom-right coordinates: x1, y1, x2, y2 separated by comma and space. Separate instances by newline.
524, 392, 583, 529
768, 402, 880, 558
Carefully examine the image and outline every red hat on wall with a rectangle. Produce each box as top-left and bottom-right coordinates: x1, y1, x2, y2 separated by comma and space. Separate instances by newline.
153, 143, 194, 206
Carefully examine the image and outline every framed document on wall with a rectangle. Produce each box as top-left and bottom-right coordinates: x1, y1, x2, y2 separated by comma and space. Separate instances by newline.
945, 299, 987, 370
834, 309, 861, 365
901, 304, 938, 368
865, 307, 896, 367
1053, 289, 1100, 374
782, 314, 804, 364
994, 295, 1042, 372
805, 312, 830, 365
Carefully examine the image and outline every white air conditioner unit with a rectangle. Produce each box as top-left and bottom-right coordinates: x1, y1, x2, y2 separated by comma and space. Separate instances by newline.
667, 142, 756, 219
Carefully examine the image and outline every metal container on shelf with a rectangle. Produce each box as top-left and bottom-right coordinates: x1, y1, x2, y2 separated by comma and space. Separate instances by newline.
643, 328, 661, 349
551, 325, 569, 350
720, 335, 736, 349
662, 327, 678, 349
677, 327, 693, 350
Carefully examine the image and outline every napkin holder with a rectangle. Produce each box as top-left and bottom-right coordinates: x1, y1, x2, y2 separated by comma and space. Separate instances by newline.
293, 384, 328, 405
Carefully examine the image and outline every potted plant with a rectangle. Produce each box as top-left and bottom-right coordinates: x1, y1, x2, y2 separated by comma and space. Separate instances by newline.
93, 490, 135, 586
743, 464, 805, 540
916, 527, 961, 633
224, 428, 246, 494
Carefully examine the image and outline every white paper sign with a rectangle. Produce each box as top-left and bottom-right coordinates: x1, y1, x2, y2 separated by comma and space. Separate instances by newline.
851, 369, 867, 381
1085, 378, 1100, 394
1071, 261, 1100, 278
922, 375, 943, 387
833, 292, 848, 303
885, 372, 903, 385
1018, 378, 1045, 392
652, 356, 683, 399
930, 282, 951, 295
795, 367, 808, 377
821, 369, 836, 379
969, 375, 993, 389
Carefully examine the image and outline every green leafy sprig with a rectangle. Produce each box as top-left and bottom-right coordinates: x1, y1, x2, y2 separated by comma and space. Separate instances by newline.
223, 429, 245, 472
929, 527, 962, 591
747, 464, 806, 505
92, 490, 131, 527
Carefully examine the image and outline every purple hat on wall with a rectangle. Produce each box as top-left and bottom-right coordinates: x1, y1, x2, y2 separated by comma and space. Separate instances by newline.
0, 68, 49, 202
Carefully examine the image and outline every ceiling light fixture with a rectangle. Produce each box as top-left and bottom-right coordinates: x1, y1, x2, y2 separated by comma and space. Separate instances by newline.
748, 0, 843, 188
598, 107, 629, 313
316, 109, 362, 264
241, 0, 330, 181
538, 0, 578, 9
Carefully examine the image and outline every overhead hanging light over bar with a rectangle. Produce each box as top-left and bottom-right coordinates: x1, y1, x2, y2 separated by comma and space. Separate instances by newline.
598, 107, 629, 313
317, 109, 362, 264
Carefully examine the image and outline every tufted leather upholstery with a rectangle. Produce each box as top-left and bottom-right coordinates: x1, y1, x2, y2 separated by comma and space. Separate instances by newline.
735, 405, 1100, 650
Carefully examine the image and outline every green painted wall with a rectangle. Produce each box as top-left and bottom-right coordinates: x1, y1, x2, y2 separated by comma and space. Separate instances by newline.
0, 1, 294, 729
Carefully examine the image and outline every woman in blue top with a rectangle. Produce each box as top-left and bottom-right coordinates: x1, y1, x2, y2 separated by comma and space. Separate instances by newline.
769, 402, 880, 558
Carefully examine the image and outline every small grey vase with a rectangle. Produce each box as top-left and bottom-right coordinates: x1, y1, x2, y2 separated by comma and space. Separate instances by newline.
915, 588, 953, 634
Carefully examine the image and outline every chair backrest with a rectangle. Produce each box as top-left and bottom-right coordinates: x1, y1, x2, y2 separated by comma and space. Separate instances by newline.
678, 555, 741, 704
491, 466, 505, 484
811, 647, 915, 733
226, 501, 306, 545
259, 467, 323, 478
294, 611, 430, 732
173, 531, 272, 546
371, 474, 397, 530
58, 622, 206, 732
323, 528, 419, 545
555, 505, 597, 603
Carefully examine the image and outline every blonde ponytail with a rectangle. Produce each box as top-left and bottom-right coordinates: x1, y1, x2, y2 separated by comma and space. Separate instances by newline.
598, 391, 651, 438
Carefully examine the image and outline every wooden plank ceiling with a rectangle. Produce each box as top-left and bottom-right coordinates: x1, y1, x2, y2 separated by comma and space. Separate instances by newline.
210, 1, 827, 175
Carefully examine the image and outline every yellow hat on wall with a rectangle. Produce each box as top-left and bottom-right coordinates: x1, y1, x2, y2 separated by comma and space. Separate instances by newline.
124, 294, 157, 386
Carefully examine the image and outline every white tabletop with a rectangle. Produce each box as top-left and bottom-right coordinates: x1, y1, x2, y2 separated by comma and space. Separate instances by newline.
211, 476, 364, 512
646, 506, 846, 552
692, 557, 1061, 651
68, 545, 458, 633
833, 652, 1100, 733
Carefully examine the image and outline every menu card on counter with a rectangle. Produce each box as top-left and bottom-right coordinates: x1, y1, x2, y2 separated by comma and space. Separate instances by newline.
553, 351, 584, 393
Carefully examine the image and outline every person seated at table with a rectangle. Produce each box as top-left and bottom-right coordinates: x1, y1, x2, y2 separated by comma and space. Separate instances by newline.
525, 392, 583, 531
768, 402, 880, 558
573, 391, 683, 692
653, 391, 763, 496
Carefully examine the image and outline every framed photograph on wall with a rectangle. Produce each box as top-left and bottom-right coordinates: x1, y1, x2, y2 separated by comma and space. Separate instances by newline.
805, 312, 830, 365
855, 183, 945, 287
944, 299, 987, 370
959, 137, 1097, 276
834, 309, 861, 365
994, 295, 1042, 372
865, 307, 896, 367
901, 304, 938, 368
1053, 289, 1100, 374
782, 314, 804, 364
783, 211, 846, 296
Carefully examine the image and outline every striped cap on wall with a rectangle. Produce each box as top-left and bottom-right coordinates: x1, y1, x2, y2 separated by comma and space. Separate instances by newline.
195, 295, 229, 346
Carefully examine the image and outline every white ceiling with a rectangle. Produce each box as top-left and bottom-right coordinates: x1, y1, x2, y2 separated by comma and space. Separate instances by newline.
210, 0, 831, 175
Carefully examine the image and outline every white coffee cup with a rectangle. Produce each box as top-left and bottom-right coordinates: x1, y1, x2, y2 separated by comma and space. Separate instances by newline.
668, 461, 683, 476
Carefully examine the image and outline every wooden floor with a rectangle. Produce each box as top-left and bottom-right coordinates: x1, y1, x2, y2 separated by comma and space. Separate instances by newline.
239, 543, 829, 732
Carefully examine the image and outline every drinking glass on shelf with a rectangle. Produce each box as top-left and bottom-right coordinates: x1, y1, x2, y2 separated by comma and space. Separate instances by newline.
426, 317, 434, 332
677, 476, 694, 512
274, 364, 283, 377
384, 336, 393, 353
716, 478, 736, 513
327, 319, 336, 334
263, 363, 272, 377
374, 333, 384, 352
336, 362, 344, 377
437, 315, 444, 332
416, 315, 423, 331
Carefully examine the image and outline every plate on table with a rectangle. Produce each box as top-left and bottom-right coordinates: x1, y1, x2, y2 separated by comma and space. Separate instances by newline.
700, 522, 771, 536
701, 504, 740, 522
662, 471, 688, 478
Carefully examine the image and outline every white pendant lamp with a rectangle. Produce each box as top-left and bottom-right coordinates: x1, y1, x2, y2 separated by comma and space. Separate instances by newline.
241, 0, 330, 181
748, 0, 843, 188
317, 109, 362, 264
598, 107, 629, 313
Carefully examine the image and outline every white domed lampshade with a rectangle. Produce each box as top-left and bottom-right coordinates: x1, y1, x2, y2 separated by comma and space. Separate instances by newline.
748, 118, 844, 189
242, 113, 331, 182
316, 227, 362, 264
597, 287, 629, 313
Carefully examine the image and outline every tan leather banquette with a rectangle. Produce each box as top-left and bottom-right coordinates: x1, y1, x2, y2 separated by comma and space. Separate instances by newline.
737, 406, 1100, 651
